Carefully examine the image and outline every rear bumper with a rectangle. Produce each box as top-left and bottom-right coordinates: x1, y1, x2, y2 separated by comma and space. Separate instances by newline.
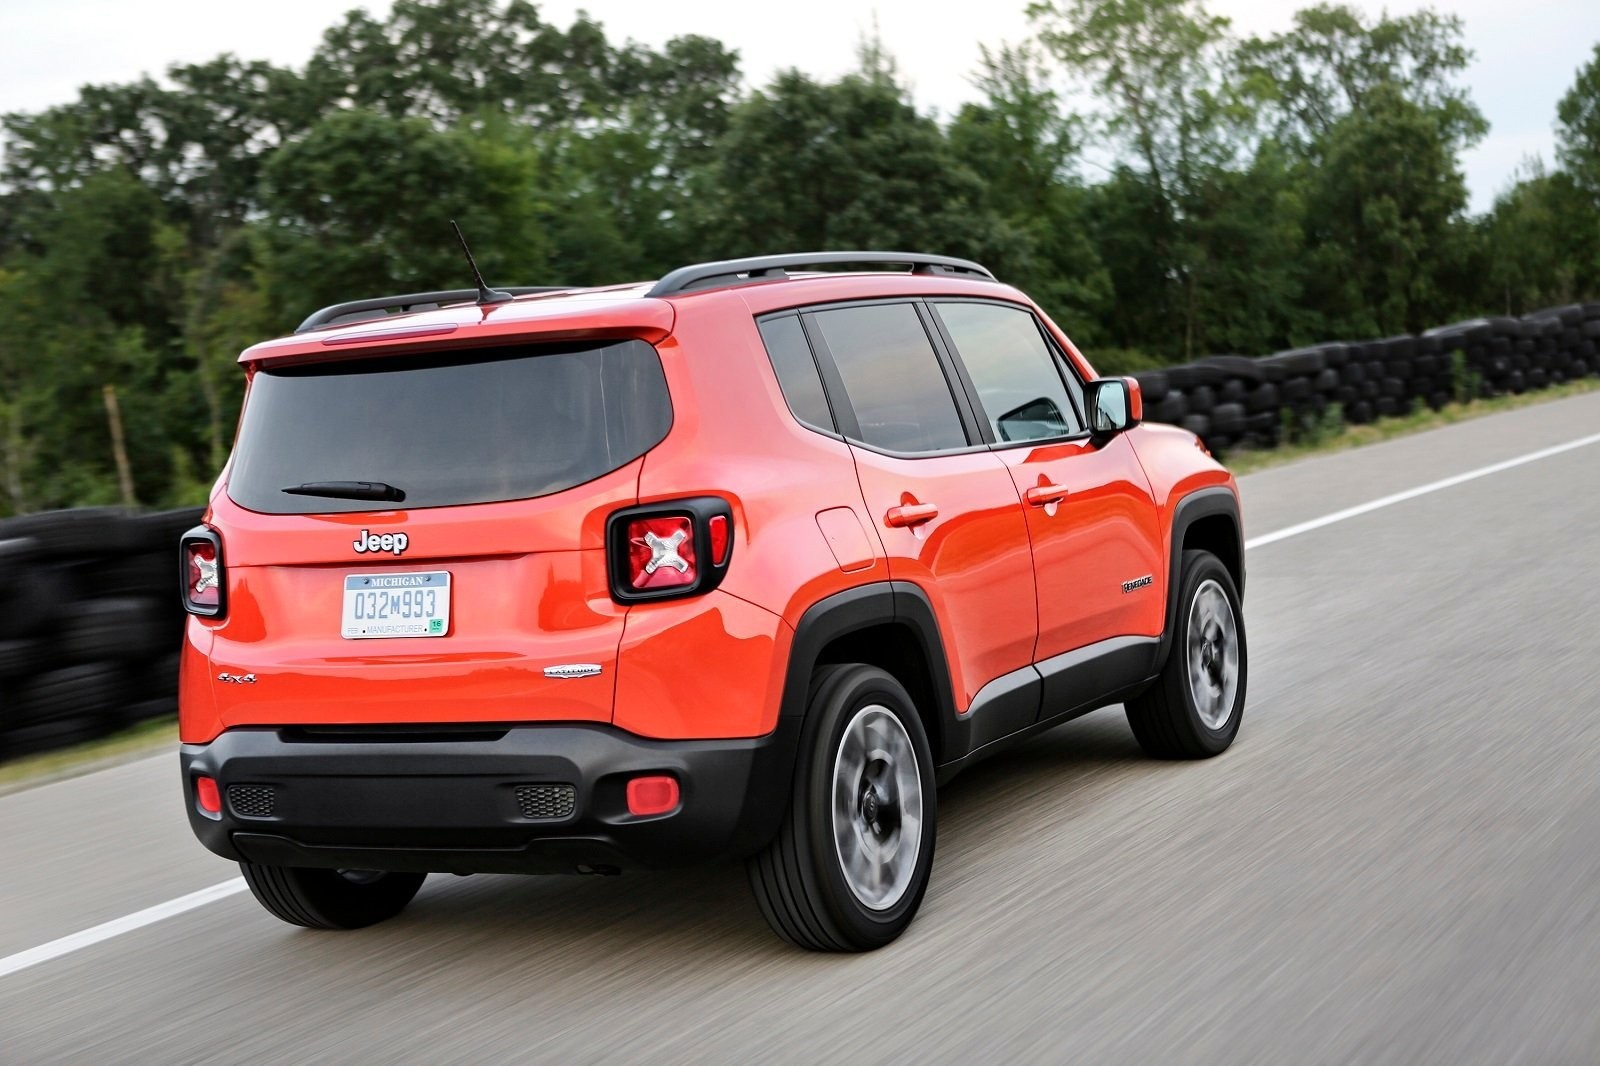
180, 720, 800, 875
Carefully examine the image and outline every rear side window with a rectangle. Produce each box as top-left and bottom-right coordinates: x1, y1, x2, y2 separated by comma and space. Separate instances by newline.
809, 303, 967, 453
935, 302, 1084, 442
758, 315, 835, 432
227, 340, 671, 514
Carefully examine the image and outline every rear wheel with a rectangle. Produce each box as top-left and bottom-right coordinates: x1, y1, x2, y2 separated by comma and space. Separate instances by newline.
747, 665, 936, 951
1126, 549, 1247, 758
239, 862, 426, 929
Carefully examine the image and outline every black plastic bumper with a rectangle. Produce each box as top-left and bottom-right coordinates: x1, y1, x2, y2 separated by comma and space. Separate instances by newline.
179, 720, 801, 875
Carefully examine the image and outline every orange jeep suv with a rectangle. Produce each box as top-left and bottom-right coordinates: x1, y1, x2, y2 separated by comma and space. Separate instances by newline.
178, 252, 1246, 950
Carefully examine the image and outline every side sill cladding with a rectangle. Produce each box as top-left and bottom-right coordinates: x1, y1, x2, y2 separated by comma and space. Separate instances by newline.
1157, 486, 1244, 670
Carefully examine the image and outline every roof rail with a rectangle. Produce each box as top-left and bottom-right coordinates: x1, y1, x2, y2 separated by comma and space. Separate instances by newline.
294, 287, 568, 334
644, 252, 996, 298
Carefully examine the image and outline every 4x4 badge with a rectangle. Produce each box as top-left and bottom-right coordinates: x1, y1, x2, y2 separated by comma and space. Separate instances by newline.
353, 529, 409, 555
544, 664, 602, 679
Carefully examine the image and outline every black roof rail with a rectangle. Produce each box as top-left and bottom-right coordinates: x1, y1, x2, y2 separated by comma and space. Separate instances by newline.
644, 251, 996, 298
294, 287, 568, 334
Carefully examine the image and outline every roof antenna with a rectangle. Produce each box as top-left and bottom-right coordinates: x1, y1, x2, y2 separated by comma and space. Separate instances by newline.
451, 219, 512, 306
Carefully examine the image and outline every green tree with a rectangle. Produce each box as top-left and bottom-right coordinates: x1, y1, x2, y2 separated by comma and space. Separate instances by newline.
949, 44, 1112, 342
1029, 0, 1254, 358
303, 0, 621, 126
705, 59, 1022, 266
1303, 83, 1474, 336
1557, 43, 1600, 203
256, 110, 553, 324
1237, 3, 1484, 152
1480, 164, 1597, 312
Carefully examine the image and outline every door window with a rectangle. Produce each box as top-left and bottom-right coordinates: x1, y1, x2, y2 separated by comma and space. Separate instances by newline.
935, 302, 1084, 443
809, 303, 969, 454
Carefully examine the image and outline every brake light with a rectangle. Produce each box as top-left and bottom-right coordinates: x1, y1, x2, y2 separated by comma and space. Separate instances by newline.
179, 525, 226, 617
626, 516, 697, 590
605, 498, 735, 603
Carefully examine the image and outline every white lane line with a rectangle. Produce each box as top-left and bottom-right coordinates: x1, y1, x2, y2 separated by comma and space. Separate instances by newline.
0, 878, 246, 980
5, 428, 1599, 981
1244, 430, 1600, 550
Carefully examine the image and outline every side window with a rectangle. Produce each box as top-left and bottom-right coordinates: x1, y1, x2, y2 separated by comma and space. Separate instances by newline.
809, 303, 968, 453
758, 315, 836, 433
935, 302, 1084, 443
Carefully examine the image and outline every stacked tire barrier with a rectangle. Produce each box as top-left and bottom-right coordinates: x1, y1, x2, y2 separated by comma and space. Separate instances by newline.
0, 507, 202, 762
1132, 303, 1600, 454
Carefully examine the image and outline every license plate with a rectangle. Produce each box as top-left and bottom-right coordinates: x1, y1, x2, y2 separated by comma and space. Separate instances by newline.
341, 571, 451, 639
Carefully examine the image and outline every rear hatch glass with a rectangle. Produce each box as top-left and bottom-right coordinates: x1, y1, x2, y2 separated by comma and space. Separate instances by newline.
227, 339, 672, 514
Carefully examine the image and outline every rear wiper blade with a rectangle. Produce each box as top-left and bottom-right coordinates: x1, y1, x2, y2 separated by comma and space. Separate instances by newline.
282, 481, 406, 502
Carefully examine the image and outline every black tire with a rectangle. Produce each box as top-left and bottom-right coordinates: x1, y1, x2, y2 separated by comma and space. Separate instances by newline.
747, 665, 937, 952
239, 863, 427, 930
0, 508, 134, 559
1, 715, 107, 760
111, 696, 177, 730
1126, 551, 1246, 759
58, 597, 171, 664
0, 565, 70, 640
13, 663, 124, 726
0, 638, 51, 682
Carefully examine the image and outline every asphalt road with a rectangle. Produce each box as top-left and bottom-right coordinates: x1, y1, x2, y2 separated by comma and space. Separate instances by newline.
4, 392, 1600, 1064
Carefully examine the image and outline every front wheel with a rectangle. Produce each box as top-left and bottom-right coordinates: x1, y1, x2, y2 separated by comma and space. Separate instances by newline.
1125, 549, 1247, 758
239, 863, 426, 929
747, 665, 937, 951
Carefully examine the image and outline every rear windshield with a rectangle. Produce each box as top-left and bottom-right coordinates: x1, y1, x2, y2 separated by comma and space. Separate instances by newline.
227, 340, 672, 514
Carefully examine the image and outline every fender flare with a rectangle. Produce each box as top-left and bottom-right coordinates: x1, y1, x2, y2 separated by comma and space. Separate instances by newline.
1155, 486, 1244, 669
779, 582, 956, 725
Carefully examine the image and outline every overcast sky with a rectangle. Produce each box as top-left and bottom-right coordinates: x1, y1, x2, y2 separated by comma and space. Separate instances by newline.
1, 0, 1596, 213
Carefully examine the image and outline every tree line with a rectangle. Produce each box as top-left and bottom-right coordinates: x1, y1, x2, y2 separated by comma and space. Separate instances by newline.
1, 0, 1597, 514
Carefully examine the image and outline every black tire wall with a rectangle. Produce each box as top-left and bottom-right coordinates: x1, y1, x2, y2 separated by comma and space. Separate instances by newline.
0, 506, 203, 761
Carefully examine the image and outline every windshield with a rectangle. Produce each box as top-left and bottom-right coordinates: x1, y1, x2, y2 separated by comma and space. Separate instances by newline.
226, 339, 672, 514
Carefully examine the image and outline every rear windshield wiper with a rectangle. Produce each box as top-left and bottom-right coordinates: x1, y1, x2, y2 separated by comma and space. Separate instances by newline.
282, 481, 406, 502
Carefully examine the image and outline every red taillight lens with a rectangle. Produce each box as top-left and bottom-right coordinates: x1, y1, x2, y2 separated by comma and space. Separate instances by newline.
626, 516, 697, 590
606, 499, 733, 604
195, 776, 221, 815
626, 775, 680, 817
180, 525, 226, 617
186, 542, 220, 608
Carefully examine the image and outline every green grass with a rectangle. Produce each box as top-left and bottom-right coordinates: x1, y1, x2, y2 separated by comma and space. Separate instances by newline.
0, 716, 177, 795
1222, 377, 1600, 475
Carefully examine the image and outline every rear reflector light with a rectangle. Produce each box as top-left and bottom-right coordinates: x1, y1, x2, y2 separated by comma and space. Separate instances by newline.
626, 516, 697, 590
179, 525, 226, 618
707, 514, 731, 566
626, 775, 680, 817
195, 776, 222, 815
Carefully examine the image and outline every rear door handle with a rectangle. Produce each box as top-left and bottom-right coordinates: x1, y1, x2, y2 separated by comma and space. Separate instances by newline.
885, 503, 939, 528
1024, 484, 1070, 507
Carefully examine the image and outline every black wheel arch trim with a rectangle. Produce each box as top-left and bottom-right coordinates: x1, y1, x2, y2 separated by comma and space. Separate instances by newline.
780, 581, 957, 724
1157, 486, 1244, 669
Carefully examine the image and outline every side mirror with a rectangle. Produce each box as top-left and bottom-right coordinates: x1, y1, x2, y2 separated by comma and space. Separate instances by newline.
1088, 377, 1142, 436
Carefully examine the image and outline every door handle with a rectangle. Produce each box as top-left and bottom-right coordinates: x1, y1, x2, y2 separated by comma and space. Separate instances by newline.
1024, 484, 1070, 507
885, 503, 939, 528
